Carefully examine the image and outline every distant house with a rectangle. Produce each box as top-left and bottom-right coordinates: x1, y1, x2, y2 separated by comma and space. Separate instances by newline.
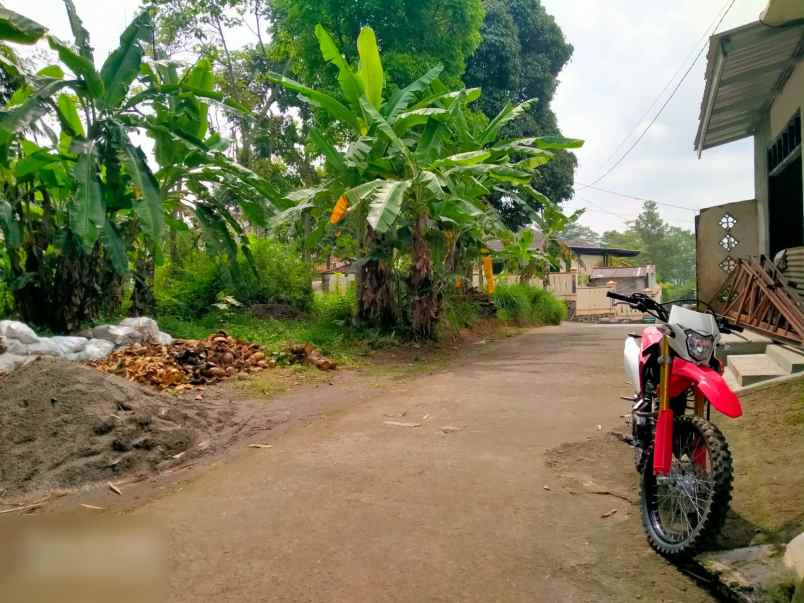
487, 232, 661, 320
563, 240, 641, 270
486, 234, 640, 271
588, 266, 658, 293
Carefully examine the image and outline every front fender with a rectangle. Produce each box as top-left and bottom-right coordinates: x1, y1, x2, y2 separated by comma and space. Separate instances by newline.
671, 358, 743, 418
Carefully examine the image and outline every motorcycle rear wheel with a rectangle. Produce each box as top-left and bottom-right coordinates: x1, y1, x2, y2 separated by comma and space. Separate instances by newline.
640, 415, 733, 557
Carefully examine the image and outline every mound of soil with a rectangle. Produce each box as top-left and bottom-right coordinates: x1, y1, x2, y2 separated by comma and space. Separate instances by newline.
0, 357, 235, 498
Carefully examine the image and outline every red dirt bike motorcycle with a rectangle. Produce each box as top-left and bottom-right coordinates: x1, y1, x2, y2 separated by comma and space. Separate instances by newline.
607, 291, 743, 557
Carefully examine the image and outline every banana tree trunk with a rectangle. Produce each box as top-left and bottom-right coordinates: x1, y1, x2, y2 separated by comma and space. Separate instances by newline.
409, 214, 440, 338
356, 229, 396, 327
132, 251, 156, 317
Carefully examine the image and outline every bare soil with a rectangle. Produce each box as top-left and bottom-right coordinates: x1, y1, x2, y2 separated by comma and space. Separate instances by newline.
718, 376, 804, 549
0, 357, 253, 500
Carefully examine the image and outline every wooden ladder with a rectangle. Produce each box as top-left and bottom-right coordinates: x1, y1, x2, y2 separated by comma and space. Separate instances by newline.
712, 255, 804, 344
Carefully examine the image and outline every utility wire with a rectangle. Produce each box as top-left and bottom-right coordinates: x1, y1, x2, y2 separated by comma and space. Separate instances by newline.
575, 183, 699, 212
572, 197, 634, 222
581, 0, 737, 188
594, 0, 735, 172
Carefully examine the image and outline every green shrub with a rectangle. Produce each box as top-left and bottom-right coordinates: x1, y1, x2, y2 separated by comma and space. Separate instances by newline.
493, 284, 566, 326
155, 237, 314, 318
443, 298, 481, 330
0, 251, 15, 318
493, 284, 532, 324
233, 238, 314, 311
155, 249, 227, 317
525, 286, 567, 325
314, 289, 357, 325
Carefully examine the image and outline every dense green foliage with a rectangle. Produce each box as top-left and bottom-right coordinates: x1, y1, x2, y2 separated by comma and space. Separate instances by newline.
0, 3, 285, 331
266, 25, 582, 336
270, 0, 485, 90
155, 238, 313, 318
465, 0, 576, 228
493, 283, 566, 325
0, 1, 582, 342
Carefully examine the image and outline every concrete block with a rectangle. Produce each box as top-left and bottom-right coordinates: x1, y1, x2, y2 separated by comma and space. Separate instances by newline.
766, 345, 804, 375
728, 354, 786, 387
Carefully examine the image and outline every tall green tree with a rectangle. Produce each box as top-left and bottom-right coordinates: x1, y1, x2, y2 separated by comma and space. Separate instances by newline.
601, 201, 696, 293
559, 222, 601, 245
464, 0, 576, 229
268, 25, 582, 336
269, 0, 485, 90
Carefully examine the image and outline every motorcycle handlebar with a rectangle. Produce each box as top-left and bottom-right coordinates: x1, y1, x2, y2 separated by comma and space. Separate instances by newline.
606, 291, 632, 303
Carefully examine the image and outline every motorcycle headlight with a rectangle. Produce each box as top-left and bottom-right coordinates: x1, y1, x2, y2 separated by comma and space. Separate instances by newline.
685, 330, 714, 363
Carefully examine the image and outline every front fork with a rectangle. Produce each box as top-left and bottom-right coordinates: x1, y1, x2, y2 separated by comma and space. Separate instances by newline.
651, 334, 709, 476
653, 335, 673, 476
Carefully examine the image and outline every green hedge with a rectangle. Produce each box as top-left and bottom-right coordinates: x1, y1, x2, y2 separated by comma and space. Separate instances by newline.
155, 238, 314, 318
493, 284, 567, 326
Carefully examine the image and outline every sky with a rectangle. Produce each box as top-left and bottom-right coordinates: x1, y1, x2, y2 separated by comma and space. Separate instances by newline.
5, 0, 771, 234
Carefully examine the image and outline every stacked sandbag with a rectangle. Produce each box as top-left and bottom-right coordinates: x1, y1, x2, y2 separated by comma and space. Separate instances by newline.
0, 317, 175, 375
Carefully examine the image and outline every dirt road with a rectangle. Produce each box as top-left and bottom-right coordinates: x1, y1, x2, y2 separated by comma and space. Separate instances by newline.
134, 323, 713, 602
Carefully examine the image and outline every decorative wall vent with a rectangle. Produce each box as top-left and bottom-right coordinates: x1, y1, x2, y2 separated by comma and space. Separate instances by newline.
718, 211, 740, 272
719, 256, 737, 273
719, 213, 737, 230
720, 233, 739, 251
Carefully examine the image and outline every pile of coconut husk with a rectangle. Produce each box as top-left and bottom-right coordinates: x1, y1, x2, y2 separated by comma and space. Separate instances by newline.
287, 342, 337, 371
91, 331, 271, 389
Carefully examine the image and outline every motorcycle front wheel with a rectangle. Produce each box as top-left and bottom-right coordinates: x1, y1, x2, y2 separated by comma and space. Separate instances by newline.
640, 415, 733, 557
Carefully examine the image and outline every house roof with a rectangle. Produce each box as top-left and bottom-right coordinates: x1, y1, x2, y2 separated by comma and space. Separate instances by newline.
695, 19, 804, 153
486, 233, 640, 258
761, 0, 804, 27
589, 266, 656, 280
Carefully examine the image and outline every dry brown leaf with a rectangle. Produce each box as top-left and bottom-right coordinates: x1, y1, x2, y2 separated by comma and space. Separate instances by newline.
384, 421, 423, 428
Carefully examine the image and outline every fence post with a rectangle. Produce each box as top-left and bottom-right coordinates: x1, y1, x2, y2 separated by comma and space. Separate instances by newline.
607, 280, 616, 314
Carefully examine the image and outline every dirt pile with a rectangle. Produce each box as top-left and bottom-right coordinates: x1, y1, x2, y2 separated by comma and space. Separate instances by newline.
91, 331, 270, 389
0, 358, 234, 498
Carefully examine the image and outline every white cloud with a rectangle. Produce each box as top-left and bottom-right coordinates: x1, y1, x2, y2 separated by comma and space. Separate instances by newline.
542, 0, 768, 233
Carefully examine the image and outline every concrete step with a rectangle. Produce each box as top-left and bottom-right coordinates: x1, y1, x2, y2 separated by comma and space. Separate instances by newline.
723, 366, 741, 392
765, 345, 804, 374
728, 354, 786, 387
718, 330, 773, 360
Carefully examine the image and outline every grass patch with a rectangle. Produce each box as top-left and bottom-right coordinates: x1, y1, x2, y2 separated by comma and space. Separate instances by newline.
157, 292, 400, 366
493, 284, 567, 326
718, 376, 804, 548
242, 365, 334, 399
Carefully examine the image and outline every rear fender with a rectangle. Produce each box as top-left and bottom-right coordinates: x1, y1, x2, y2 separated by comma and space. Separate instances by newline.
670, 358, 743, 418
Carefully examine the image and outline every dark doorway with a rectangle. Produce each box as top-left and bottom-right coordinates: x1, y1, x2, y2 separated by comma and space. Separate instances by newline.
769, 153, 803, 257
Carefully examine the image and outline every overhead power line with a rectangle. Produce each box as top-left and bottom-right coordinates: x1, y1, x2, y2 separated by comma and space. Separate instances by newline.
594, 0, 736, 172
581, 0, 737, 188
575, 183, 699, 212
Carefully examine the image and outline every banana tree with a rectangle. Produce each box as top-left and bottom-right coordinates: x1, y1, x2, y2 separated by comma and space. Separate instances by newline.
269, 25, 584, 336
0, 3, 285, 329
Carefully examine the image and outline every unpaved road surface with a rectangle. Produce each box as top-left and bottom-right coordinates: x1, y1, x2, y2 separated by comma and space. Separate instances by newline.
132, 323, 713, 602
